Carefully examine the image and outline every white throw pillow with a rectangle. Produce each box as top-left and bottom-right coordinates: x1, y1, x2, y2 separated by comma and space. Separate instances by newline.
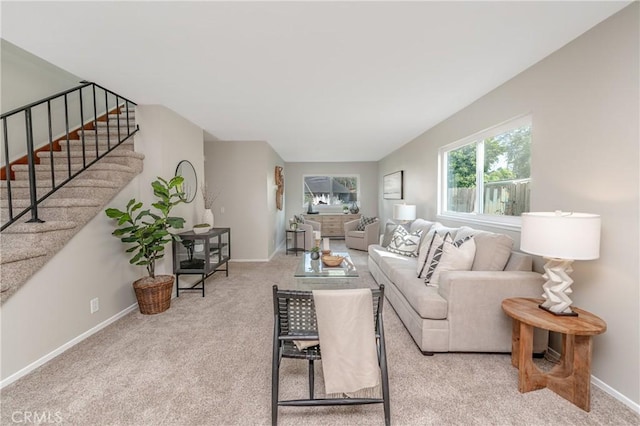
424, 234, 476, 286
387, 226, 423, 257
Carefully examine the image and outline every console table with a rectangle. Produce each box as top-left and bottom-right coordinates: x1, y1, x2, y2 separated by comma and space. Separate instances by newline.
303, 213, 360, 238
501, 297, 606, 411
172, 228, 230, 297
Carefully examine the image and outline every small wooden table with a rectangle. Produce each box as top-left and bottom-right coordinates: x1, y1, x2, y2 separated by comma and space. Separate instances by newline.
501, 298, 606, 411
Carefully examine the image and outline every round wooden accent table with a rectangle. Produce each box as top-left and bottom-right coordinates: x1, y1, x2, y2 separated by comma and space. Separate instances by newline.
501, 297, 606, 412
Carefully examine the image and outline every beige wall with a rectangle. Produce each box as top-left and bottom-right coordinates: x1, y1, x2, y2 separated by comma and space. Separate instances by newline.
1, 105, 205, 383
379, 4, 639, 405
203, 140, 284, 261
284, 162, 379, 225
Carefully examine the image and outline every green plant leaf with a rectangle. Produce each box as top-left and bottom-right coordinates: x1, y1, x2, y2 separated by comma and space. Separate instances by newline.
105, 208, 124, 219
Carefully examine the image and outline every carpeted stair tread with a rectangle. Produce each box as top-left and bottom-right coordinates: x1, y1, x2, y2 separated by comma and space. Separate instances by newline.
0, 178, 121, 189
0, 247, 47, 265
2, 220, 77, 234
3, 198, 102, 208
36, 150, 144, 160
12, 161, 139, 173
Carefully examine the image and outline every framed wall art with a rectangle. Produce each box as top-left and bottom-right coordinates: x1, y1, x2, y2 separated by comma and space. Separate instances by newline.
383, 170, 403, 200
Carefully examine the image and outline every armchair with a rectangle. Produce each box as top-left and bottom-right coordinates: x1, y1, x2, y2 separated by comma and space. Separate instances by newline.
289, 218, 321, 250
345, 218, 380, 251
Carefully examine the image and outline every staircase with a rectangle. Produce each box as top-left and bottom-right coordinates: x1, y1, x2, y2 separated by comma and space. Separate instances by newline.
0, 85, 144, 303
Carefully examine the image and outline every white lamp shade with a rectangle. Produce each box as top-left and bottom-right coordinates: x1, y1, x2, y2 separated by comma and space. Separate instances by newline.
393, 204, 416, 221
520, 211, 601, 260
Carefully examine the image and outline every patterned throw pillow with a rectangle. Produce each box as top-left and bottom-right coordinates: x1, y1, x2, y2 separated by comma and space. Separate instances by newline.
387, 226, 423, 257
356, 216, 377, 231
424, 233, 476, 286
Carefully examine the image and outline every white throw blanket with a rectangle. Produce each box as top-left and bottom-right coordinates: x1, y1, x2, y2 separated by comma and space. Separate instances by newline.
312, 288, 380, 395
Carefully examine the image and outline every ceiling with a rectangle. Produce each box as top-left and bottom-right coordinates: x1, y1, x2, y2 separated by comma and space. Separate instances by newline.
1, 1, 630, 162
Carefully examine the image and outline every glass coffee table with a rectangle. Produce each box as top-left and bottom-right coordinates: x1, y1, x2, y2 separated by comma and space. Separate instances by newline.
293, 252, 359, 289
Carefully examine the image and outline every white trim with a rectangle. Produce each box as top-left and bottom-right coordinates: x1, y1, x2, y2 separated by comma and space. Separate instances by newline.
592, 375, 640, 414
437, 213, 522, 232
229, 258, 270, 263
0, 302, 138, 389
540, 348, 639, 414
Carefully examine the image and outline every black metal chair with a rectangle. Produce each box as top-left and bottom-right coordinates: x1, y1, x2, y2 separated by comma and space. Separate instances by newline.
271, 285, 390, 425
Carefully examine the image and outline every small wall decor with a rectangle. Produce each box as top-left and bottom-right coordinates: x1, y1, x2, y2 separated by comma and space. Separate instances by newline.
383, 170, 403, 200
175, 160, 197, 203
275, 166, 284, 210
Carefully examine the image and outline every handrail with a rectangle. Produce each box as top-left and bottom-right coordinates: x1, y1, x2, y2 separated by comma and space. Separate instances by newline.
1, 81, 139, 231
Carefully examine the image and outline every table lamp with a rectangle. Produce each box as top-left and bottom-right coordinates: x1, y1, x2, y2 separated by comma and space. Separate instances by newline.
393, 204, 416, 223
520, 211, 601, 316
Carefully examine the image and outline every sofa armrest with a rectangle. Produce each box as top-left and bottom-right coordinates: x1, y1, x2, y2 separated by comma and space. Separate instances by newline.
437, 270, 547, 352
344, 219, 360, 232
305, 219, 321, 231
363, 220, 381, 246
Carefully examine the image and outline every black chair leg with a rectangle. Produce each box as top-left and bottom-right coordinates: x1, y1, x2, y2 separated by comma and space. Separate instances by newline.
308, 360, 315, 399
379, 316, 391, 426
272, 327, 280, 425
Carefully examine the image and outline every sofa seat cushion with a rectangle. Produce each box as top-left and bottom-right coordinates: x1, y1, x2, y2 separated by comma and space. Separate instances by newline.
387, 263, 447, 320
346, 230, 365, 239
369, 245, 447, 320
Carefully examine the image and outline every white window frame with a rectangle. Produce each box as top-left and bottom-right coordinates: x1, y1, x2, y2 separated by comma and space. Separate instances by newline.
302, 174, 360, 211
437, 114, 532, 231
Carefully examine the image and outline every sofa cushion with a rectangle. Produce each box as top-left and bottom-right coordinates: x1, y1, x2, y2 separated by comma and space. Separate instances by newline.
370, 244, 447, 320
381, 220, 408, 247
385, 262, 448, 320
409, 219, 437, 239
356, 216, 377, 231
455, 227, 513, 271
424, 234, 476, 286
387, 226, 423, 257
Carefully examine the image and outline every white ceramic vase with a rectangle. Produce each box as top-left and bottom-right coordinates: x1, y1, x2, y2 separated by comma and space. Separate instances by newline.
202, 209, 214, 227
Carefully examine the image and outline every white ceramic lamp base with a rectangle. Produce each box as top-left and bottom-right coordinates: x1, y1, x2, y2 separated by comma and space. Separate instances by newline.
540, 258, 578, 316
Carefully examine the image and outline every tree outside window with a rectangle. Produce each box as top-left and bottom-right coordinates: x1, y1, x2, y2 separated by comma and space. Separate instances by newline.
443, 118, 531, 218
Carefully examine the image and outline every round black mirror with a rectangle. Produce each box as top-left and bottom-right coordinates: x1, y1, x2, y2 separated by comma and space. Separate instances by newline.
175, 160, 197, 203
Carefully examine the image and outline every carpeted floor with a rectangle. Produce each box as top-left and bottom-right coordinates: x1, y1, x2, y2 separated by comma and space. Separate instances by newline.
1, 242, 638, 425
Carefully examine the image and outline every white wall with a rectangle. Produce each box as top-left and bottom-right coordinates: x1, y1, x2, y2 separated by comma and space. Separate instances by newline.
203, 140, 284, 261
0, 40, 114, 164
284, 161, 379, 224
379, 4, 639, 406
0, 105, 205, 383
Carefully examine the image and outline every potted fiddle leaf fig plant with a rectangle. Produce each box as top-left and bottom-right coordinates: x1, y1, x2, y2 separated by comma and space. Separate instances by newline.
105, 176, 186, 315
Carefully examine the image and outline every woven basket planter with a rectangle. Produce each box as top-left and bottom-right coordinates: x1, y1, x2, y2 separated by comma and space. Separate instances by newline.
133, 275, 174, 315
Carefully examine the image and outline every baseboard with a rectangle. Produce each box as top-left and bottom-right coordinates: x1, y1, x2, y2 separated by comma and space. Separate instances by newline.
0, 302, 138, 389
229, 258, 269, 263
545, 347, 639, 413
591, 375, 640, 414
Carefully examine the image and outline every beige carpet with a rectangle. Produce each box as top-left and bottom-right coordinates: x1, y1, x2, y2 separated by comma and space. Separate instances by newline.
1, 242, 638, 425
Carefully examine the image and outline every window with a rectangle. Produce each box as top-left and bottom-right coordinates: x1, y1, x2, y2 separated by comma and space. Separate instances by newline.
439, 115, 531, 226
303, 175, 359, 208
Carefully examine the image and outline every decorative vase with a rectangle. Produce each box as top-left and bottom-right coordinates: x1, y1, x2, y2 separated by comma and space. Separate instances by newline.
350, 202, 360, 214
202, 209, 214, 227
310, 251, 320, 260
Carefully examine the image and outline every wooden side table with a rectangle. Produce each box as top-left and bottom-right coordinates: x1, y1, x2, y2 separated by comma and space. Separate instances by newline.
501, 298, 606, 411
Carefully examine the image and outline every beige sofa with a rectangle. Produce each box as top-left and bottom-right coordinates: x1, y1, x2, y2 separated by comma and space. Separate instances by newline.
368, 219, 548, 354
